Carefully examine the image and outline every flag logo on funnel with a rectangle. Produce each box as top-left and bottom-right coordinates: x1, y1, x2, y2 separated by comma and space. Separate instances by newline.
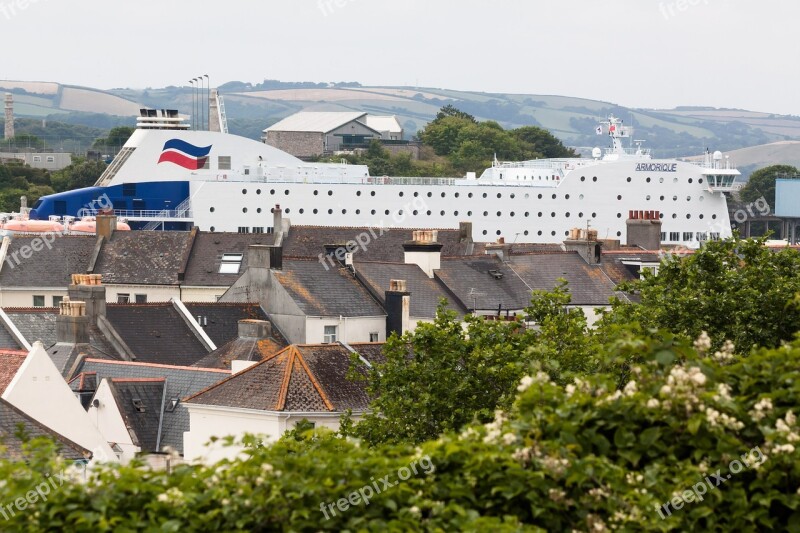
157, 139, 212, 169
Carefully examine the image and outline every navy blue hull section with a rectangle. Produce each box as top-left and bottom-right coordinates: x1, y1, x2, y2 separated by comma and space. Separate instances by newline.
29, 182, 190, 220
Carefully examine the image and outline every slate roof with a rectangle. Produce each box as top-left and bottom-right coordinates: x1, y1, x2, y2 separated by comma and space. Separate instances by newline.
192, 336, 287, 370
274, 259, 385, 317
107, 378, 165, 453
72, 358, 230, 454
283, 226, 476, 262
0, 235, 96, 287
47, 336, 118, 378
0, 319, 22, 350
354, 261, 464, 318
4, 308, 58, 347
105, 303, 209, 366
92, 231, 193, 285
347, 342, 387, 367
186, 344, 370, 412
184, 303, 270, 347
264, 111, 367, 133
0, 398, 89, 461
435, 256, 533, 311
68, 371, 97, 409
182, 232, 276, 287
0, 350, 28, 394
508, 252, 624, 306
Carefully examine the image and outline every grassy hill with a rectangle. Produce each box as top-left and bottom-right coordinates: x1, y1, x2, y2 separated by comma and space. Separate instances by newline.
3, 79, 800, 157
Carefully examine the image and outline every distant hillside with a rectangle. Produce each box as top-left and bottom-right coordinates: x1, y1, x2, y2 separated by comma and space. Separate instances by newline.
3, 79, 800, 157
685, 141, 800, 179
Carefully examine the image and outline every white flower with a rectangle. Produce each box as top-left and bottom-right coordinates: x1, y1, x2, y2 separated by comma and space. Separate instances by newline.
261, 462, 274, 473
659, 385, 672, 396
694, 331, 712, 354
409, 506, 421, 517
646, 398, 660, 409
565, 384, 576, 397
517, 375, 534, 392
775, 444, 795, 454
623, 380, 638, 397
502, 432, 517, 445
689, 368, 707, 386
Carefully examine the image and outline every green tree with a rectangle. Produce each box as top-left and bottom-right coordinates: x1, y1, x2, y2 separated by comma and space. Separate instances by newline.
418, 115, 475, 156
740, 164, 798, 211
94, 126, 135, 150
50, 158, 108, 191
512, 125, 579, 159
601, 235, 800, 352
434, 104, 476, 123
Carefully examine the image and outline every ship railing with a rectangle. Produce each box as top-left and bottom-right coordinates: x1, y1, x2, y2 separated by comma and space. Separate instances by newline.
604, 147, 652, 157
262, 174, 458, 186
491, 159, 582, 170
81, 208, 193, 219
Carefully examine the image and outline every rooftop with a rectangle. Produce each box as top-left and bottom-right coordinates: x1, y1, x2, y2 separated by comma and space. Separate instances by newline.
264, 111, 368, 133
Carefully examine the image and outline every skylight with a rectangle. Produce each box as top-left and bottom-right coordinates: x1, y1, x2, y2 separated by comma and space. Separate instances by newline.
219, 253, 243, 274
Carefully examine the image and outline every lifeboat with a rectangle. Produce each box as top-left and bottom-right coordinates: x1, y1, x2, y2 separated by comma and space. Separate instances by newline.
0, 219, 64, 233
68, 216, 131, 234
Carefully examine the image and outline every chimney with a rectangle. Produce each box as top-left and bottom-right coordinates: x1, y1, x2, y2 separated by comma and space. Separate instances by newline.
385, 279, 410, 338
247, 244, 271, 269
68, 274, 106, 324
56, 298, 90, 344
272, 204, 283, 235
403, 230, 442, 278
96, 213, 117, 239
484, 238, 512, 261
563, 228, 603, 265
626, 210, 663, 250
323, 243, 351, 267
459, 221, 473, 244
237, 319, 272, 339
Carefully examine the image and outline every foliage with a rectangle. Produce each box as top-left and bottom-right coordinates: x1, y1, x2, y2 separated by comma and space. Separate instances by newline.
601, 235, 800, 353
740, 164, 799, 210
92, 126, 134, 151
50, 158, 107, 192
0, 161, 54, 211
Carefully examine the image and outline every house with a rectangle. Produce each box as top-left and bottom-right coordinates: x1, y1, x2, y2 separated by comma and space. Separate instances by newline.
0, 398, 89, 462
364, 116, 403, 140
184, 342, 378, 463
1, 342, 117, 464
70, 357, 230, 463
191, 319, 287, 370
262, 112, 384, 159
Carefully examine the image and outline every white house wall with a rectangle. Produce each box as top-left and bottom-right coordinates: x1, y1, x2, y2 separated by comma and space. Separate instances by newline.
87, 379, 140, 463
304, 316, 386, 344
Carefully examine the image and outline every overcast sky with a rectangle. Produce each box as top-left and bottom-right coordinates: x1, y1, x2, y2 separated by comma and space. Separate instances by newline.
3, 0, 798, 114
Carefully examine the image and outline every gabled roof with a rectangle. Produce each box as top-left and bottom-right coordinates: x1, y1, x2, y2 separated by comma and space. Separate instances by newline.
364, 115, 402, 134
182, 232, 277, 287
0, 398, 90, 461
283, 226, 476, 262
346, 342, 386, 367
435, 256, 533, 311
354, 261, 464, 318
92, 231, 194, 285
264, 111, 367, 133
508, 252, 622, 306
0, 235, 96, 287
0, 350, 28, 394
3, 308, 58, 347
105, 303, 209, 366
106, 378, 165, 453
191, 336, 287, 370
186, 343, 371, 412
73, 358, 229, 454
184, 303, 270, 347
274, 259, 385, 317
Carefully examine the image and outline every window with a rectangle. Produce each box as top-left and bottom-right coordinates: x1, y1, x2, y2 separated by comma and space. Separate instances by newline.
324, 325, 337, 343
32, 156, 41, 162
219, 253, 243, 274
683, 232, 694, 241
369, 332, 379, 342
669, 232, 680, 241
238, 226, 250, 234
218, 156, 231, 170
252, 227, 264, 234
52, 296, 63, 307
135, 294, 147, 303
33, 295, 45, 307
640, 265, 658, 279
46, 156, 55, 163
117, 294, 130, 304
122, 183, 136, 196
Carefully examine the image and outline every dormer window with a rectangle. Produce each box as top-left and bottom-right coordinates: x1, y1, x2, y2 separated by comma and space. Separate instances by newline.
219, 253, 243, 274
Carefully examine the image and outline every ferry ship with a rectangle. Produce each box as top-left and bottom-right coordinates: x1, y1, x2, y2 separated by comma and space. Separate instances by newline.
29, 100, 739, 244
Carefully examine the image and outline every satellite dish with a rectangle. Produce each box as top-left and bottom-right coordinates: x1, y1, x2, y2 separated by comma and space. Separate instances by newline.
592, 147, 602, 159
713, 151, 723, 161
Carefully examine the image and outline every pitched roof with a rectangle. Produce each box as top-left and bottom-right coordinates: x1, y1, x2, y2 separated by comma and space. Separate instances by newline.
191, 336, 287, 370
0, 320, 23, 350
508, 252, 623, 306
186, 344, 370, 412
0, 350, 28, 394
92, 231, 193, 285
0, 235, 96, 287
182, 232, 277, 286
73, 358, 229, 454
354, 261, 464, 318
264, 111, 367, 133
0, 398, 90, 461
274, 259, 385, 317
4, 308, 58, 347
184, 303, 270, 347
105, 303, 209, 366
107, 378, 165, 453
435, 256, 533, 311
283, 226, 476, 262
364, 115, 402, 134
346, 342, 386, 367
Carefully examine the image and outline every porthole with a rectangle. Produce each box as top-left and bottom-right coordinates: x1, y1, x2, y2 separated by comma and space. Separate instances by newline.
285, 208, 290, 214
256, 189, 261, 195
427, 210, 432, 215
299, 209, 304, 214
538, 194, 543, 199
673, 195, 678, 201
581, 176, 586, 182
468, 193, 473, 198
385, 210, 390, 215
578, 212, 583, 218
342, 209, 347, 214
413, 192, 418, 197
327, 190, 333, 196
371, 191, 376, 197
646, 195, 651, 201
538, 230, 543, 236
355, 209, 360, 214
441, 192, 446, 198
659, 177, 664, 183
210, 226, 215, 232
536, 212, 541, 217
314, 190, 319, 196
660, 195, 665, 201
399, 210, 403, 216
579, 194, 584, 200
626, 177, 631, 183
482, 230, 488, 235
242, 207, 248, 213
399, 192, 404, 197
592, 212, 597, 218
510, 211, 515, 217
496, 230, 502, 236
686, 214, 691, 219
497, 193, 502, 199
467, 211, 472, 216
209, 207, 215, 212
313, 209, 318, 214
440, 210, 445, 216
565, 194, 570, 199
371, 209, 376, 215
617, 213, 622, 218
646, 177, 651, 183
427, 192, 432, 198
593, 176, 597, 182
551, 212, 556, 217
688, 178, 693, 184
454, 211, 459, 216
552, 194, 557, 200
699, 214, 704, 219
524, 230, 529, 236
413, 210, 418, 215
270, 189, 275, 195
483, 211, 489, 216
617, 195, 622, 200
699, 178, 704, 184
565, 231, 570, 237
482, 193, 487, 198
524, 194, 529, 199
673, 177, 678, 183
672, 214, 677, 219
510, 193, 515, 199
285, 190, 290, 195
455, 193, 460, 198
328, 209, 333, 214
551, 231, 556, 236
566, 212, 570, 217
357, 191, 362, 196
616, 231, 622, 237
699, 196, 704, 202
242, 188, 247, 194
257, 208, 262, 213
687, 196, 691, 201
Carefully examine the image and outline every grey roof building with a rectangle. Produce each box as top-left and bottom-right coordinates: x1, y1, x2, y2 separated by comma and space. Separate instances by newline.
0, 398, 89, 461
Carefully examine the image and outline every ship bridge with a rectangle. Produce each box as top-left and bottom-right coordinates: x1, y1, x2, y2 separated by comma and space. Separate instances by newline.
697, 150, 740, 193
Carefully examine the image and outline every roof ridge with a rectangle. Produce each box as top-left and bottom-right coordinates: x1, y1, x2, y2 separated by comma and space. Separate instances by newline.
291, 348, 335, 411
82, 358, 229, 373
275, 346, 296, 411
